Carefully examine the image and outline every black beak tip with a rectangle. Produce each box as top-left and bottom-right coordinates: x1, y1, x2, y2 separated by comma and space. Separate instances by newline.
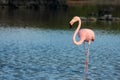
69, 23, 72, 29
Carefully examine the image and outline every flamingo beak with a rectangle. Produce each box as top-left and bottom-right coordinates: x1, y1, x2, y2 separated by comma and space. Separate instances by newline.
69, 23, 72, 29
69, 20, 74, 29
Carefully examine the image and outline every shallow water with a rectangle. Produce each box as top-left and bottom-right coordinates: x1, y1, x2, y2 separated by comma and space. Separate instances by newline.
0, 26, 120, 80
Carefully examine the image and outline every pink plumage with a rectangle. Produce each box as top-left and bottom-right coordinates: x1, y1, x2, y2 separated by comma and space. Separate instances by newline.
69, 16, 95, 45
69, 16, 95, 79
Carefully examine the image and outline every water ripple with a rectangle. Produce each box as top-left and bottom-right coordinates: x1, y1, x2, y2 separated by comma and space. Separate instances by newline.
0, 27, 120, 80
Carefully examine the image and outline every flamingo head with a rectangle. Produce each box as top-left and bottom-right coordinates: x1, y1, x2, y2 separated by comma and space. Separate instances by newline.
69, 16, 80, 28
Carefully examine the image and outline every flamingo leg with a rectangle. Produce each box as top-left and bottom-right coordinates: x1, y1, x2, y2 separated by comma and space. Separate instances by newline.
85, 42, 90, 80
84, 42, 86, 50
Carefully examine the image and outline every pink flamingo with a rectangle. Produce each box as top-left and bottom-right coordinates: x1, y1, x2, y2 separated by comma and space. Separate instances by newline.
69, 16, 95, 79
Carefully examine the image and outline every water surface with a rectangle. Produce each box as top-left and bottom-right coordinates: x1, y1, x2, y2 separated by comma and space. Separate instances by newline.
0, 26, 120, 80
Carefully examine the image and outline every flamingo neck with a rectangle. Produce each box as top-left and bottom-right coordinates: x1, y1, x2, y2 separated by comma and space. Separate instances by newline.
73, 18, 82, 46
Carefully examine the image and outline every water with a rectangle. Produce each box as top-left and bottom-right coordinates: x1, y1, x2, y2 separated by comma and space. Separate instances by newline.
0, 6, 120, 80
0, 26, 120, 80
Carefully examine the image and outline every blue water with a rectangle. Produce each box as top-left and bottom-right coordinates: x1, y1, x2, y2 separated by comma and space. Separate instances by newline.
0, 26, 120, 80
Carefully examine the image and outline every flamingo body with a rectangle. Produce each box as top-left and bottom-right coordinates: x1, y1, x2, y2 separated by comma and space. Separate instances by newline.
78, 29, 95, 43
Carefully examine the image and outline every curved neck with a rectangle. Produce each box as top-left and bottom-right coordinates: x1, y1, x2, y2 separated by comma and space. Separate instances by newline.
72, 18, 83, 46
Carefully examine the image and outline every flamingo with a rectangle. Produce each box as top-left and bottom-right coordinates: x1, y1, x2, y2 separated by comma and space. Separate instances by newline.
69, 16, 95, 79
